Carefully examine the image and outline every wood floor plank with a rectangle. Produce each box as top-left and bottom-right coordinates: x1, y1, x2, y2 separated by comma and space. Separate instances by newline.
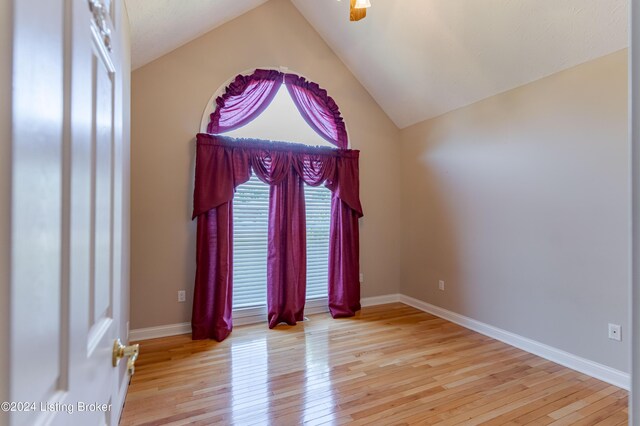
547, 385, 620, 422
119, 303, 628, 425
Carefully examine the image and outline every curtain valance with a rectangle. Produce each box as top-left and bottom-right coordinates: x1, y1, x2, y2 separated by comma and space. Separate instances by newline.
192, 133, 363, 219
206, 69, 349, 149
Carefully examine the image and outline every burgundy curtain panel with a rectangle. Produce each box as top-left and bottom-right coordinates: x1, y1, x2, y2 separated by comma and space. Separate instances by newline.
268, 171, 307, 328
192, 206, 234, 341
192, 69, 362, 342
328, 195, 361, 317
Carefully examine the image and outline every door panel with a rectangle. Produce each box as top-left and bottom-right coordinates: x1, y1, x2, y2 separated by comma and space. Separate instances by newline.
64, 1, 121, 425
89, 26, 115, 341
10, 0, 66, 425
9, 0, 128, 425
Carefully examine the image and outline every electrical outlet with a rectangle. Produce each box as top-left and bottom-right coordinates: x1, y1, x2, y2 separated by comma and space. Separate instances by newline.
438, 280, 445, 291
178, 290, 186, 303
359, 273, 364, 283
608, 323, 621, 341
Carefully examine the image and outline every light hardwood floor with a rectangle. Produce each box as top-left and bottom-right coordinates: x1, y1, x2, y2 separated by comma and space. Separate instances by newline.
120, 303, 628, 425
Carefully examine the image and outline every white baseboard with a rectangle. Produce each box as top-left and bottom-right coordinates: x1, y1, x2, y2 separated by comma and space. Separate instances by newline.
361, 294, 401, 306
399, 294, 630, 390
127, 293, 629, 390
129, 322, 191, 341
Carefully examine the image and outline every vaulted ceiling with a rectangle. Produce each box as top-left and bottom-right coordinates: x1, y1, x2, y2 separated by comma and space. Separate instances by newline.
126, 0, 270, 70
125, 0, 628, 128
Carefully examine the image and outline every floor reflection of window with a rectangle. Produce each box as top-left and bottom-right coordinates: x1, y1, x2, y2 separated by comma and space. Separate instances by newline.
230, 337, 269, 424
302, 329, 335, 424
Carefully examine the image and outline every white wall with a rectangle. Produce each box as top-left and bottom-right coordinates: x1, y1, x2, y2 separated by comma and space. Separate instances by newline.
0, 0, 12, 423
400, 50, 629, 373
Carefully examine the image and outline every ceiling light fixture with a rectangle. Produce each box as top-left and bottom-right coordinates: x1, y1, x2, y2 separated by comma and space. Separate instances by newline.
347, 0, 370, 22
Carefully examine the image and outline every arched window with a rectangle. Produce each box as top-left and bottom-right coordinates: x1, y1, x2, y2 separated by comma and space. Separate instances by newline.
192, 69, 362, 341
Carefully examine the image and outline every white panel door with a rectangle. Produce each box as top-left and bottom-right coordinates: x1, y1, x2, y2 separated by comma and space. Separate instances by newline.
10, 0, 67, 424
9, 0, 129, 425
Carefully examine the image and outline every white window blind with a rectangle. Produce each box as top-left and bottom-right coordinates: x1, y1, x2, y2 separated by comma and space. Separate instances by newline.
305, 184, 332, 300
233, 174, 269, 309
232, 174, 331, 309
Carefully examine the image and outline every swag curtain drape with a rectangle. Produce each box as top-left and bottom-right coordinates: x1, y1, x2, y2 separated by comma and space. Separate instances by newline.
207, 69, 348, 149
284, 74, 348, 149
192, 135, 363, 341
207, 69, 283, 134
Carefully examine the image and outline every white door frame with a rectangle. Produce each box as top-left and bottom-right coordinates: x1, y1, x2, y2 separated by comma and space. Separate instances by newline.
631, 1, 639, 424
0, 0, 13, 424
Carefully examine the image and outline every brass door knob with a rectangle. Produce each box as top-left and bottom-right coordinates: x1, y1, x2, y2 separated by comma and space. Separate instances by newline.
112, 338, 140, 376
